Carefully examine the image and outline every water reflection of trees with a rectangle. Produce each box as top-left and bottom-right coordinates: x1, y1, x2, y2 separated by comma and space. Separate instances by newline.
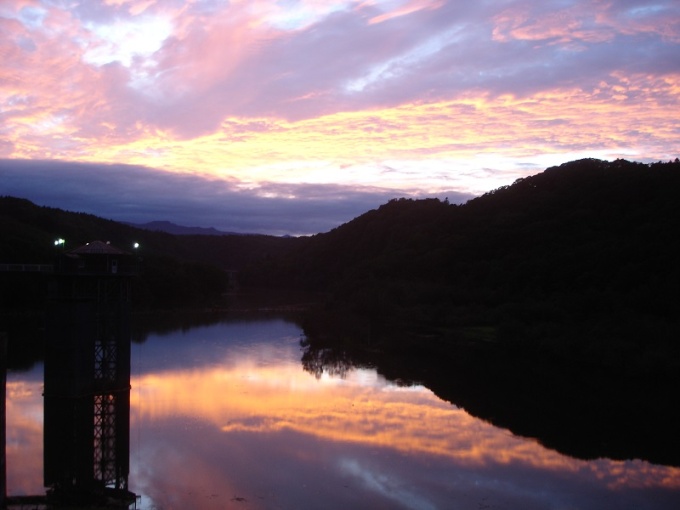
300, 310, 680, 468
300, 311, 382, 381
301, 339, 373, 380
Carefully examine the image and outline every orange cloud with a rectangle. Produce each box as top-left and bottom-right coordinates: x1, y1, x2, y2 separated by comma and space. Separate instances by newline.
9, 78, 675, 195
1, 0, 678, 201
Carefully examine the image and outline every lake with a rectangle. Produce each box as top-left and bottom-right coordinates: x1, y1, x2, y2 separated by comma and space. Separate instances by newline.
5, 312, 680, 509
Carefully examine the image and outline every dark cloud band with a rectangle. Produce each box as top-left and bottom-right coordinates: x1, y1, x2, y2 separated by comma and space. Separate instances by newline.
0, 159, 474, 235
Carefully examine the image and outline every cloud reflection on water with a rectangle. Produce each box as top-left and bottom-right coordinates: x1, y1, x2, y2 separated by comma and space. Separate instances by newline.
5, 318, 680, 509
5, 368, 43, 496
129, 359, 680, 493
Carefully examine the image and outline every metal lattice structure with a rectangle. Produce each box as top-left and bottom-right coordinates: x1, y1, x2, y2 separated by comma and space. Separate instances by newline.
92, 277, 127, 490
93, 394, 120, 488
44, 242, 136, 506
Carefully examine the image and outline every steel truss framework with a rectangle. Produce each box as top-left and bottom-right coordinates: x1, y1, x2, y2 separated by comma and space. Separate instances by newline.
92, 277, 128, 490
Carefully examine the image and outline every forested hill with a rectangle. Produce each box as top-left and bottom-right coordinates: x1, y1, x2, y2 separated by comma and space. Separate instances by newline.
3, 156, 680, 352
246, 158, 680, 371
0, 197, 298, 309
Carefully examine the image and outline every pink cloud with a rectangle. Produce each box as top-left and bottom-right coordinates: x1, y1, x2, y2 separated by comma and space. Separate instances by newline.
368, 0, 444, 25
492, 2, 615, 44
1, 0, 678, 189
492, 0, 680, 45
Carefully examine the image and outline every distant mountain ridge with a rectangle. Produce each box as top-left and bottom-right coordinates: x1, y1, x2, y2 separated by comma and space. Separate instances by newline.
0, 196, 298, 309
124, 220, 245, 236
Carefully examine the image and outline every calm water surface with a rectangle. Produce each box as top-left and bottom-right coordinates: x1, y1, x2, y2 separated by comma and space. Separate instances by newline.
6, 314, 680, 509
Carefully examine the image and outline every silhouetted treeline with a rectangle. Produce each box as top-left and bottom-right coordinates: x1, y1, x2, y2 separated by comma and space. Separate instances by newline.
246, 158, 680, 373
0, 196, 298, 310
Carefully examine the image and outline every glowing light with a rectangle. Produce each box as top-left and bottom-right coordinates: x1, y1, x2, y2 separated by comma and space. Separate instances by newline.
82, 16, 172, 68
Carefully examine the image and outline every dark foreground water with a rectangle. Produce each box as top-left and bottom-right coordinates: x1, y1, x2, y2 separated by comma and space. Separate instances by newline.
6, 313, 680, 509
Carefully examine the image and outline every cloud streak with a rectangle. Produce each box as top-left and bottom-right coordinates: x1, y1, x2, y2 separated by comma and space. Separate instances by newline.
0, 0, 678, 230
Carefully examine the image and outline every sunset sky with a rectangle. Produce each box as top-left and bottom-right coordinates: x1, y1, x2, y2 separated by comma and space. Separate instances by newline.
1, 0, 679, 234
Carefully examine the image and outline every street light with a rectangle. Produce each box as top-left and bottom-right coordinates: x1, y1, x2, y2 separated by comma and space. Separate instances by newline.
54, 238, 65, 248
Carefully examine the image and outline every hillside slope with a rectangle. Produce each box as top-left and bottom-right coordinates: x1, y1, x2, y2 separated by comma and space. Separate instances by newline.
293, 158, 680, 465
248, 158, 680, 371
